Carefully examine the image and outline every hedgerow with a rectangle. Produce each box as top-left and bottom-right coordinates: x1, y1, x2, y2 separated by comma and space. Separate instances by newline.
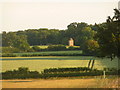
2, 67, 119, 79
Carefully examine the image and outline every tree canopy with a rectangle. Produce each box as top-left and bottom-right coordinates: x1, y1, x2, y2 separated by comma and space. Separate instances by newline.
96, 9, 120, 60
2, 9, 119, 59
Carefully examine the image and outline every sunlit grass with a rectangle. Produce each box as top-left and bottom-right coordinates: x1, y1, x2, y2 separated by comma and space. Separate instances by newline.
1, 56, 118, 73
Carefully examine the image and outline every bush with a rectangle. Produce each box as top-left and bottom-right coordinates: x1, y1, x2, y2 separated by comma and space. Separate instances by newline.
81, 40, 99, 56
41, 71, 103, 79
2, 67, 119, 79
32, 46, 41, 51
2, 67, 40, 79
27, 48, 34, 52
21, 53, 84, 57
47, 45, 66, 51
2, 47, 20, 53
43, 67, 91, 73
67, 46, 80, 50
2, 53, 17, 57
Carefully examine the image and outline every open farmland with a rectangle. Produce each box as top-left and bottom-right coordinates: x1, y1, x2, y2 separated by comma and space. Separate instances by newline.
30, 45, 48, 49
1, 77, 119, 88
30, 45, 80, 49
1, 56, 118, 73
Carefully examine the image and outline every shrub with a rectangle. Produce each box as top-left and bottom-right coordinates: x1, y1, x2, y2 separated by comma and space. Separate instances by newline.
47, 45, 66, 51
27, 48, 34, 52
41, 71, 103, 79
32, 46, 41, 51
2, 67, 40, 79
2, 47, 20, 53
2, 53, 17, 57
81, 40, 99, 56
2, 67, 119, 79
43, 67, 91, 73
68, 46, 80, 50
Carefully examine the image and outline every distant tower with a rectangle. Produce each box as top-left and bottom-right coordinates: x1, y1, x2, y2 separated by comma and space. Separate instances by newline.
69, 38, 74, 46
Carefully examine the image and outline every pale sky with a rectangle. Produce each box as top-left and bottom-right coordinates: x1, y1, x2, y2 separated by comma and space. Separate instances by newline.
0, 0, 119, 32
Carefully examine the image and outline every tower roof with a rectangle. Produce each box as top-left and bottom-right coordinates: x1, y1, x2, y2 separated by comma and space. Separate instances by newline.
70, 38, 73, 40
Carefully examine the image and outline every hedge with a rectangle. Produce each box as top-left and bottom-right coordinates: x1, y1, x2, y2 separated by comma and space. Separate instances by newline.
2, 67, 120, 79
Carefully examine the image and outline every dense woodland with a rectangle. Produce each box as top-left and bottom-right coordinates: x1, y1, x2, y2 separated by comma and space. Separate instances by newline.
1, 9, 120, 59
2, 22, 96, 46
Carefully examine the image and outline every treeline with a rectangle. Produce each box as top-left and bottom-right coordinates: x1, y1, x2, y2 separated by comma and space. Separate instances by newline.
1, 22, 98, 54
2, 22, 97, 46
1, 9, 120, 58
2, 67, 120, 79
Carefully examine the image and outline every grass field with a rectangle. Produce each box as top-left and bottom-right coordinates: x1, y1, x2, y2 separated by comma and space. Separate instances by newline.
30, 45, 80, 49
1, 56, 119, 88
1, 56, 118, 73
1, 76, 119, 88
30, 45, 48, 49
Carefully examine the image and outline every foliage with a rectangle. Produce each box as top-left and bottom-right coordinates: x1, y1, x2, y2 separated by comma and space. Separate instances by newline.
1, 22, 97, 54
2, 47, 20, 53
47, 45, 66, 51
96, 9, 120, 60
2, 50, 83, 57
2, 9, 119, 57
81, 40, 99, 55
2, 67, 40, 79
32, 46, 41, 51
43, 67, 92, 73
41, 71, 103, 79
2, 22, 96, 47
2, 67, 119, 79
20, 50, 83, 56
2, 32, 31, 52
66, 22, 96, 46
2, 53, 17, 57
21, 53, 83, 57
67, 46, 81, 50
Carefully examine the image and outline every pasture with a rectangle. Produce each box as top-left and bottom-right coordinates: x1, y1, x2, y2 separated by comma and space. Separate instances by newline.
30, 45, 80, 49
30, 45, 48, 49
1, 56, 118, 73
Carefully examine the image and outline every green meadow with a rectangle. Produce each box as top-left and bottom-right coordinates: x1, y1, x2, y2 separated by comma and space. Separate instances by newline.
30, 45, 48, 49
1, 56, 118, 73
30, 45, 80, 49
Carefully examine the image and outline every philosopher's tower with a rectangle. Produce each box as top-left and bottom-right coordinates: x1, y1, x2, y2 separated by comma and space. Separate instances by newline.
69, 38, 74, 46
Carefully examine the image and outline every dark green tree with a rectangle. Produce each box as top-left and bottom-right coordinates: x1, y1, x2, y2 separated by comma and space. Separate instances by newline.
96, 9, 120, 60
2, 32, 30, 52
81, 40, 99, 55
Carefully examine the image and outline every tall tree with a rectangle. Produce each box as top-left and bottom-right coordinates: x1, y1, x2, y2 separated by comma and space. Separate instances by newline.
96, 9, 120, 60
2, 32, 30, 52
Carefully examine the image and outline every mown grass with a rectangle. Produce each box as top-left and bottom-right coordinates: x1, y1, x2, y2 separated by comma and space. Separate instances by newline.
30, 45, 48, 49
30, 45, 80, 49
1, 56, 118, 73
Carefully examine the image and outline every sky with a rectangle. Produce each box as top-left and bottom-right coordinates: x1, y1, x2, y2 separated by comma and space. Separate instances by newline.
0, 0, 119, 32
